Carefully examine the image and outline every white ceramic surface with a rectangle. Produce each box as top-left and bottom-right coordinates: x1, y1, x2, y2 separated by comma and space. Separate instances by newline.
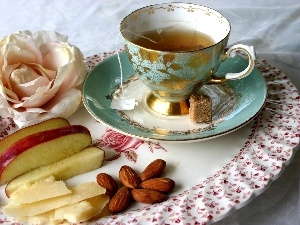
0, 52, 298, 224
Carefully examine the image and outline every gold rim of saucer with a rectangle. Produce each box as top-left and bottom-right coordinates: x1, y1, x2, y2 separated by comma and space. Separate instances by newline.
146, 92, 190, 116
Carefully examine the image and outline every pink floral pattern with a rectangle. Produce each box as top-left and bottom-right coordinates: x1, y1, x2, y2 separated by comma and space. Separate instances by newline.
97, 128, 144, 152
0, 116, 18, 139
0, 53, 299, 225
94, 128, 166, 162
86, 54, 299, 224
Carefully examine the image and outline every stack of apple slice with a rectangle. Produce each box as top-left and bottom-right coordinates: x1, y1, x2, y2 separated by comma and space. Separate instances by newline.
5, 146, 105, 197
0, 117, 105, 195
0, 118, 109, 223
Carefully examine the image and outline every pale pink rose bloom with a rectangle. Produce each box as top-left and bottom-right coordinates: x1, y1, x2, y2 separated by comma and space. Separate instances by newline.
101, 129, 144, 152
0, 30, 86, 127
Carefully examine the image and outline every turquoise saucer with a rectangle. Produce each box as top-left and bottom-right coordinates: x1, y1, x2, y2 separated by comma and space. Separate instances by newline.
83, 51, 267, 142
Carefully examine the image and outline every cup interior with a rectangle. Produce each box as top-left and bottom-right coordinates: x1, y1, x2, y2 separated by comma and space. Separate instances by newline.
120, 3, 230, 48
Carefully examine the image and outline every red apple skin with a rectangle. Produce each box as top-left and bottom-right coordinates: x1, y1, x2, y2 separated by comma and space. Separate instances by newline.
5, 146, 105, 197
0, 125, 91, 184
0, 118, 70, 155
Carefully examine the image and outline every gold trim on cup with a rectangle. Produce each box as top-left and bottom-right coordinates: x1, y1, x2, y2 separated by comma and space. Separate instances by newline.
120, 3, 235, 116
120, 3, 232, 54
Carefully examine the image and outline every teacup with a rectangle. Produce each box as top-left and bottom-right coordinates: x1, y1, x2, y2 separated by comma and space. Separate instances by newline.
120, 3, 255, 116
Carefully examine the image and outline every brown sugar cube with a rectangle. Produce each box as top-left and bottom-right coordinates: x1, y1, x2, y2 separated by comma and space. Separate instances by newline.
189, 93, 212, 123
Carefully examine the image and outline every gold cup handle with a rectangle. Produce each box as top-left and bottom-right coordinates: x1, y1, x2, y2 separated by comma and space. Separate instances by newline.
225, 44, 256, 79
210, 44, 256, 84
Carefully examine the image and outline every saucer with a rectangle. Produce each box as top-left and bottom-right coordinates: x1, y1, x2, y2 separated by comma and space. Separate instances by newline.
82, 51, 267, 142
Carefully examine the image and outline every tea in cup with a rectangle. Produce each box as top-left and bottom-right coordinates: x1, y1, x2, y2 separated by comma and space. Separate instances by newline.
120, 3, 255, 116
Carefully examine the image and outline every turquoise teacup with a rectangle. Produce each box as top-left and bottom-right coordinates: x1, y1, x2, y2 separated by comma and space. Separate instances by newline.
120, 3, 256, 116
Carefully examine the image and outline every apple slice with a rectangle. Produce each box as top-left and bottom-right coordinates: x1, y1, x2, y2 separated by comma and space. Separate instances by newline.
0, 118, 70, 155
6, 146, 105, 197
0, 125, 92, 185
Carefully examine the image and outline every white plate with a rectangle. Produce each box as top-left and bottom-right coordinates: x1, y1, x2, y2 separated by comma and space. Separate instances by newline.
0, 53, 299, 225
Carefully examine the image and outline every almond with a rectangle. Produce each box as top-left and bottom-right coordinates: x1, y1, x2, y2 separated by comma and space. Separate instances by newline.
140, 159, 166, 181
131, 189, 167, 204
96, 173, 118, 197
140, 177, 175, 193
119, 165, 140, 189
108, 186, 131, 213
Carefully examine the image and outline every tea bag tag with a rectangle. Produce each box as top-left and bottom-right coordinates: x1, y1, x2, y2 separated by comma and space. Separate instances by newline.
111, 29, 161, 111
110, 30, 153, 111
110, 98, 137, 110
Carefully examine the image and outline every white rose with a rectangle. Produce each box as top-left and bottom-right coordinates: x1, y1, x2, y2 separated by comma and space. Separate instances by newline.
0, 30, 86, 127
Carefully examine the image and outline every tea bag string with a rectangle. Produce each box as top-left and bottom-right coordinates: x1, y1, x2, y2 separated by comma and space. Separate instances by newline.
115, 29, 162, 94
111, 29, 162, 110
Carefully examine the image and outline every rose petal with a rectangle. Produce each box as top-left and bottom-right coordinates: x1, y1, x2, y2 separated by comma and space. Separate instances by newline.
32, 30, 68, 48
41, 42, 70, 71
11, 88, 81, 128
3, 44, 40, 66
2, 63, 57, 104
13, 81, 54, 108
42, 88, 81, 117
3, 63, 55, 88
40, 41, 86, 94
27, 63, 57, 80
12, 76, 50, 99
25, 107, 47, 113
52, 46, 86, 94
55, 57, 86, 93
3, 63, 20, 88
0, 31, 42, 66
40, 43, 86, 94
10, 64, 40, 85
0, 85, 20, 103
